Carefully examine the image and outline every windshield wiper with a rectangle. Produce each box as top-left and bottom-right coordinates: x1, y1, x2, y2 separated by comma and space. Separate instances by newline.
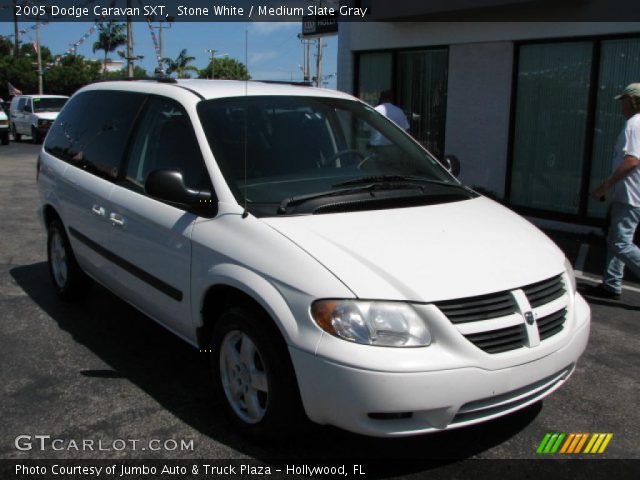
277, 183, 425, 215
332, 175, 456, 189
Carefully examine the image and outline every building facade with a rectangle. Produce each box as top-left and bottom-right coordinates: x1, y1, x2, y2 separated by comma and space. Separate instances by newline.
338, 16, 640, 229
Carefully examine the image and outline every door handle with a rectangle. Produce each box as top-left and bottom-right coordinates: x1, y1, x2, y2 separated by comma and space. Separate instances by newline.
109, 213, 126, 228
91, 205, 105, 217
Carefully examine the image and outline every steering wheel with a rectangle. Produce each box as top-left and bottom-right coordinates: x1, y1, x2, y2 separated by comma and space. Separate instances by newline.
320, 149, 365, 168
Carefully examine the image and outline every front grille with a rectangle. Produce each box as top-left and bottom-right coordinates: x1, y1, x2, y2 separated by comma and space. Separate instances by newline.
435, 291, 516, 324
464, 324, 527, 354
537, 308, 567, 341
522, 275, 564, 308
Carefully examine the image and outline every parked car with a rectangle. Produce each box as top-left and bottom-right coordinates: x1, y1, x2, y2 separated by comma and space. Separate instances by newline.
10, 94, 68, 143
37, 79, 590, 440
0, 102, 9, 145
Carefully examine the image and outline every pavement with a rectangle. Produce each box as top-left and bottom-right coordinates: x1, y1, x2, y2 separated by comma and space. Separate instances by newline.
0, 140, 639, 478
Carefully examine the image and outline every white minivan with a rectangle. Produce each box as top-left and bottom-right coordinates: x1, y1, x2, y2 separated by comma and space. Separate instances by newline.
37, 79, 590, 439
10, 94, 68, 143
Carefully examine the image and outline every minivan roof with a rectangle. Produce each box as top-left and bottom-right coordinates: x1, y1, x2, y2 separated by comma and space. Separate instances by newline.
81, 79, 355, 102
13, 95, 68, 99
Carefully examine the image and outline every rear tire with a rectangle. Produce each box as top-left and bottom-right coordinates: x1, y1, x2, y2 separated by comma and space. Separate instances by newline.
210, 307, 305, 442
47, 220, 93, 301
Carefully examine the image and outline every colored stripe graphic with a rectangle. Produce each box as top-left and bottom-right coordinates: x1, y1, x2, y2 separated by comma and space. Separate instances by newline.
537, 433, 552, 454
537, 433, 566, 454
541, 433, 613, 454
585, 433, 614, 454
560, 433, 575, 453
598, 434, 613, 453
574, 433, 589, 453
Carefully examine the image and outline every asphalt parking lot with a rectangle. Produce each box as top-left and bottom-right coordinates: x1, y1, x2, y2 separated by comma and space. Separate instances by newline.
1, 141, 639, 477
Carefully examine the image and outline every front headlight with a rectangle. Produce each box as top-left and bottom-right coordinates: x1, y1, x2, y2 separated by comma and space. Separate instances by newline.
564, 257, 577, 294
311, 300, 431, 347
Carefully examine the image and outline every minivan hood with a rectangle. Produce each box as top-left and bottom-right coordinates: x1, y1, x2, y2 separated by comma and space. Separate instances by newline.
262, 197, 565, 302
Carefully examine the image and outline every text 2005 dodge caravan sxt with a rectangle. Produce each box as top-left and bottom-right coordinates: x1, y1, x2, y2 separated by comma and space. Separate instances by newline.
37, 79, 590, 439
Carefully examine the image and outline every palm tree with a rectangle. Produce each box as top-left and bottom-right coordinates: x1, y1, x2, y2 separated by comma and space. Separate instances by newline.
92, 21, 127, 77
163, 49, 199, 78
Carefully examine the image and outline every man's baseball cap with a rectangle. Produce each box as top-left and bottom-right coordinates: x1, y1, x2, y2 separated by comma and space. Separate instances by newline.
614, 83, 640, 100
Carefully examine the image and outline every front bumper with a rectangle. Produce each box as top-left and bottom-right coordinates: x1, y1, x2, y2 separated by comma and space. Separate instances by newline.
290, 293, 590, 437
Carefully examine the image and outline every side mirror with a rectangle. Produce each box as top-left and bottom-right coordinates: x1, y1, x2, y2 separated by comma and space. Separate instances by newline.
442, 154, 461, 178
145, 169, 213, 210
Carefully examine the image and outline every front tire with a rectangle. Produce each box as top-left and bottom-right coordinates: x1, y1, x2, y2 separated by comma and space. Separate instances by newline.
210, 307, 304, 441
1, 132, 8, 145
12, 124, 21, 142
31, 126, 41, 144
47, 220, 93, 301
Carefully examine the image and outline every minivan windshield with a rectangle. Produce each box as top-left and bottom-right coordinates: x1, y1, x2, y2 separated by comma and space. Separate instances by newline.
33, 97, 67, 112
198, 96, 463, 215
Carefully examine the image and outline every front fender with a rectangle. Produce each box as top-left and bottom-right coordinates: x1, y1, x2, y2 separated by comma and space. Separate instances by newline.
192, 263, 325, 354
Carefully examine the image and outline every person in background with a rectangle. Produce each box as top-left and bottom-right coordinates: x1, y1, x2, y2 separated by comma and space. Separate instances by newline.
369, 90, 410, 146
587, 83, 640, 300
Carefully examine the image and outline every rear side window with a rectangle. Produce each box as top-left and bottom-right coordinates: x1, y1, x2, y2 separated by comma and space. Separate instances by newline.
45, 91, 145, 180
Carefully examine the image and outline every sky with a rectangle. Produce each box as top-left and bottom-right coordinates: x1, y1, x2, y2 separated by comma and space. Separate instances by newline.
0, 20, 338, 88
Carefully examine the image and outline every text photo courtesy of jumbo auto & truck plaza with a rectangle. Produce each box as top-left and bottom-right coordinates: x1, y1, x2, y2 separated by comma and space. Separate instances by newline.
1, 1, 640, 480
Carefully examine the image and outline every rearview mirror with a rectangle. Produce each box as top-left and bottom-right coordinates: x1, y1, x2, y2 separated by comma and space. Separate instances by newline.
442, 154, 461, 178
145, 169, 214, 211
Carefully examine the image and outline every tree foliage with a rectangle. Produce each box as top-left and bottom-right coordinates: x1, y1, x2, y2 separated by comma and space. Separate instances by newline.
0, 55, 38, 98
43, 55, 102, 96
19, 43, 53, 63
199, 57, 249, 80
163, 49, 199, 78
104, 65, 148, 79
93, 21, 127, 75
0, 35, 13, 56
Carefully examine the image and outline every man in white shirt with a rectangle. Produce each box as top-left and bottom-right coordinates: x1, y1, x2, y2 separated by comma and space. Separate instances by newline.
589, 83, 640, 299
369, 90, 410, 146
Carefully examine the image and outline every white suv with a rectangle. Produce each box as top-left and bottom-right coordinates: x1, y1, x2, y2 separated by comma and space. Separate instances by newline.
37, 79, 590, 439
10, 94, 68, 143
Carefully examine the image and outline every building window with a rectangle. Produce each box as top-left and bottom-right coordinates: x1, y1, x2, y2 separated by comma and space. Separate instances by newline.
357, 48, 449, 158
509, 36, 640, 220
357, 52, 392, 107
510, 42, 592, 215
397, 49, 449, 158
587, 38, 640, 218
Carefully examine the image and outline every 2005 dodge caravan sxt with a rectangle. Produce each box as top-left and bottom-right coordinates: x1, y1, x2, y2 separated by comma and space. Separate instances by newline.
37, 79, 590, 439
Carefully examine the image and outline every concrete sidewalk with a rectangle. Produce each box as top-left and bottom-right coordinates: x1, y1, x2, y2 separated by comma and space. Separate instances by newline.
544, 229, 640, 291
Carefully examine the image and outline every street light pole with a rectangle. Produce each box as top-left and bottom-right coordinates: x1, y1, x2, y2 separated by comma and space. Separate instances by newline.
13, 0, 19, 56
36, 21, 43, 94
206, 49, 217, 79
126, 5, 134, 77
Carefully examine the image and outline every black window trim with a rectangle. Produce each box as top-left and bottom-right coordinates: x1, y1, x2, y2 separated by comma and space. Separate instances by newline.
116, 93, 218, 218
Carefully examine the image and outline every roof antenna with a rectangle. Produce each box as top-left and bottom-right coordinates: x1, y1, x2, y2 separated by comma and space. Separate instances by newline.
242, 28, 249, 219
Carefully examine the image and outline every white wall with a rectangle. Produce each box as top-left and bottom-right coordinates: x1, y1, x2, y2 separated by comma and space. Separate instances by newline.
445, 42, 513, 197
344, 22, 640, 52
337, 21, 640, 93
